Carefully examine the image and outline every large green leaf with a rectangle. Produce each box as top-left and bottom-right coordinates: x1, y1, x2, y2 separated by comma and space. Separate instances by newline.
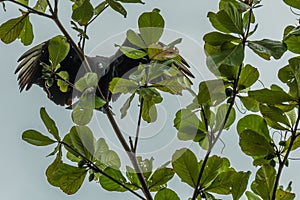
33, 0, 48, 12
238, 96, 259, 112
119, 45, 147, 59
148, 167, 175, 191
75, 72, 99, 92
40, 107, 59, 141
72, 0, 94, 25
197, 79, 227, 105
107, 0, 127, 17
138, 9, 165, 46
206, 43, 244, 68
94, 1, 108, 15
172, 148, 199, 187
109, 78, 139, 94
99, 167, 127, 191
126, 29, 147, 48
283, 0, 300, 9
48, 163, 87, 195
69, 126, 95, 160
207, 2, 243, 34
18, 15, 33, 45
238, 64, 259, 90
71, 105, 93, 126
232, 171, 251, 200
214, 104, 236, 131
200, 156, 231, 188
251, 165, 276, 200
246, 191, 263, 200
95, 150, 121, 169
173, 109, 206, 141
48, 35, 70, 68
0, 15, 27, 44
248, 39, 287, 60
259, 105, 291, 130
204, 171, 234, 194
237, 114, 270, 142
203, 31, 240, 46
249, 88, 295, 104
239, 130, 274, 157
22, 130, 56, 146
154, 188, 180, 200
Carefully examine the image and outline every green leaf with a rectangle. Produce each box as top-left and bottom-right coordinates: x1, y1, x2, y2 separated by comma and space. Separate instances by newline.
40, 107, 59, 141
200, 156, 231, 188
232, 171, 251, 200
172, 148, 199, 187
99, 167, 127, 191
248, 39, 287, 60
18, 15, 33, 45
246, 191, 263, 200
154, 188, 180, 200
197, 79, 227, 105
49, 163, 87, 195
120, 93, 135, 119
57, 71, 69, 92
94, 138, 109, 159
259, 105, 291, 130
16, 0, 29, 5
95, 150, 121, 169
208, 2, 243, 34
148, 167, 175, 191
75, 72, 99, 92
126, 29, 147, 48
283, 0, 300, 9
203, 31, 240, 46
48, 35, 70, 68
119, 45, 147, 59
0, 15, 27, 44
138, 9, 165, 45
22, 130, 56, 146
206, 43, 244, 68
276, 188, 295, 200
69, 126, 95, 160
237, 114, 270, 142
33, 0, 48, 12
126, 166, 140, 188
249, 88, 295, 104
137, 156, 154, 179
204, 171, 233, 194
116, 0, 144, 3
94, 1, 108, 15
46, 150, 63, 187
173, 109, 206, 141
239, 130, 274, 157
107, 0, 127, 17
72, 0, 94, 25
153, 76, 190, 95
239, 96, 259, 112
238, 64, 259, 90
72, 106, 93, 126
214, 104, 236, 131
109, 78, 139, 94
251, 165, 276, 200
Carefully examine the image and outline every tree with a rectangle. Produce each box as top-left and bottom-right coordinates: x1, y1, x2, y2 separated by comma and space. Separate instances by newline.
0, 0, 300, 199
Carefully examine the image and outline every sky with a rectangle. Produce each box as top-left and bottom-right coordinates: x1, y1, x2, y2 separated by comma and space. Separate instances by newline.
0, 0, 299, 200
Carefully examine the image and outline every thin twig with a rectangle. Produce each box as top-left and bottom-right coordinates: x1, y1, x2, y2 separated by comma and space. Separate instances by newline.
133, 97, 144, 153
6, 0, 52, 18
60, 141, 146, 200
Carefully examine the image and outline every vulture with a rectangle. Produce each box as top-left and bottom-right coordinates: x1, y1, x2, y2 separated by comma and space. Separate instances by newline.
15, 36, 194, 108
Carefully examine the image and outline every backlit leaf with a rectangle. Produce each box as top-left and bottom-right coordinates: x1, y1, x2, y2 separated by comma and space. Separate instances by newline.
22, 130, 56, 146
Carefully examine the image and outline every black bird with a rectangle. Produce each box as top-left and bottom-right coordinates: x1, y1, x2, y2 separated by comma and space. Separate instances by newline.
15, 37, 194, 107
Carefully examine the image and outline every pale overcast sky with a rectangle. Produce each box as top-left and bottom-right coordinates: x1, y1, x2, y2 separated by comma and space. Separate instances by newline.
0, 0, 299, 200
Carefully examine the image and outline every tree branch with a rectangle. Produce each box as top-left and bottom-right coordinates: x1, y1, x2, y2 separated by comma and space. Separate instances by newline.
191, 4, 253, 199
